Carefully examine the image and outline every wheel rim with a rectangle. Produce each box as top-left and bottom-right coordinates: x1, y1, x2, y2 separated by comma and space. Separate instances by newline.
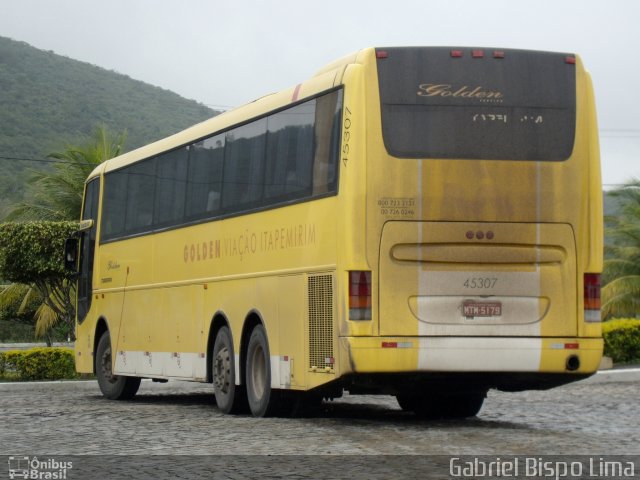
250, 344, 266, 399
214, 346, 231, 394
100, 344, 117, 384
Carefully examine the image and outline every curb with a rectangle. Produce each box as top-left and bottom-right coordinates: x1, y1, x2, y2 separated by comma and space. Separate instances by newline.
0, 343, 74, 352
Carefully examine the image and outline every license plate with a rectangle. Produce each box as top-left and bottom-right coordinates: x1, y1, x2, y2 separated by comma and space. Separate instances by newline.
462, 300, 502, 318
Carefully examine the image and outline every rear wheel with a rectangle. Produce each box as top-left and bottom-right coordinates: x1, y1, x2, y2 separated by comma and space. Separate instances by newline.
396, 391, 485, 419
212, 326, 246, 414
245, 325, 280, 417
95, 331, 141, 400
396, 393, 418, 412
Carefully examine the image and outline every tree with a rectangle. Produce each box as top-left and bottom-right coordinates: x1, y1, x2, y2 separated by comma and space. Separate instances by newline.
0, 283, 39, 341
602, 179, 640, 319
1, 126, 126, 341
0, 222, 78, 340
7, 125, 126, 221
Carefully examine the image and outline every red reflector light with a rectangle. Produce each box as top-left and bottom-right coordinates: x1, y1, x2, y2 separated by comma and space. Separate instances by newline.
565, 343, 580, 350
565, 56, 576, 64
472, 50, 484, 58
584, 273, 601, 309
382, 342, 397, 348
493, 51, 505, 59
584, 273, 601, 322
349, 271, 372, 320
376, 50, 388, 59
450, 50, 463, 58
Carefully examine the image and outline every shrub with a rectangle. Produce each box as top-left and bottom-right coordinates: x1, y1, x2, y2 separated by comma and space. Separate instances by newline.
0, 347, 78, 380
602, 318, 640, 364
0, 221, 78, 284
0, 221, 79, 341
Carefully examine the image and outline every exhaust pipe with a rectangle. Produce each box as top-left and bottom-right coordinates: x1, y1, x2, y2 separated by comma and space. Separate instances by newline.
566, 355, 580, 371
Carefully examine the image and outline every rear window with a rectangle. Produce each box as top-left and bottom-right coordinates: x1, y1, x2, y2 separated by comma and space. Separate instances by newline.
376, 47, 576, 161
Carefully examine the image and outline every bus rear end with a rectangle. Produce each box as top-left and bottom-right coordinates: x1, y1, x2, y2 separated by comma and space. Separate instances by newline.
340, 47, 603, 416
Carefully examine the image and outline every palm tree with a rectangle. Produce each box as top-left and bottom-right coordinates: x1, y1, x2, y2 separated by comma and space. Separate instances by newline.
3, 125, 126, 342
0, 283, 38, 336
7, 125, 126, 221
602, 179, 640, 319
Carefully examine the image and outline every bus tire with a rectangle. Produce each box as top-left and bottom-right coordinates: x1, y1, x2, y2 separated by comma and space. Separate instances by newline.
212, 326, 246, 414
397, 392, 485, 419
395, 393, 417, 412
441, 392, 485, 418
95, 331, 141, 400
245, 324, 279, 417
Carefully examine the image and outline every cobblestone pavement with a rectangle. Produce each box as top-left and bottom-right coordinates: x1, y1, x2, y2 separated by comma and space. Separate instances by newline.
1, 370, 638, 478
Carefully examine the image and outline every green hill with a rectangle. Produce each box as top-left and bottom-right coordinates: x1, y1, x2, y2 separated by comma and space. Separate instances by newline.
0, 36, 217, 216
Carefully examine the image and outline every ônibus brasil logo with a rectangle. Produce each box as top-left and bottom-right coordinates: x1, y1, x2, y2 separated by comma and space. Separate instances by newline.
8, 456, 73, 479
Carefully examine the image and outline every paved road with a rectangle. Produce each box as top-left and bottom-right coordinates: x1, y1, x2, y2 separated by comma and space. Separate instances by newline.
1, 370, 638, 478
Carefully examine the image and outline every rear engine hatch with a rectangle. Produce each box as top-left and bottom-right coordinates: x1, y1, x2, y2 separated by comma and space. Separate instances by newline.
378, 221, 577, 338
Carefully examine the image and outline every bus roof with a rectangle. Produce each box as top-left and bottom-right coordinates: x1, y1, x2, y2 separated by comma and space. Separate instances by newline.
87, 54, 361, 181
88, 46, 585, 180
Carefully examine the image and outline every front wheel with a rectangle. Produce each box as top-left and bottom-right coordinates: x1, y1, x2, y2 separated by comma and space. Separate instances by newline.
245, 325, 280, 417
95, 331, 141, 400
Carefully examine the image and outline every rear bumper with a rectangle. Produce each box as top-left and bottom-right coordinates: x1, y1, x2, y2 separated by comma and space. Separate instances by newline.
340, 336, 603, 375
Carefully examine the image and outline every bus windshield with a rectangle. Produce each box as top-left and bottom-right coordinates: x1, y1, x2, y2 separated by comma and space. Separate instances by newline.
376, 47, 576, 161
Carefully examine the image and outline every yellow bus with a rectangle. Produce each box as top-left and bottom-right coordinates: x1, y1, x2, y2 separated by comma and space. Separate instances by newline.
68, 46, 603, 418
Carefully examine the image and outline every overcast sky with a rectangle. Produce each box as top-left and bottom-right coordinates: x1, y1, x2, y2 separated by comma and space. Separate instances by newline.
1, 0, 639, 187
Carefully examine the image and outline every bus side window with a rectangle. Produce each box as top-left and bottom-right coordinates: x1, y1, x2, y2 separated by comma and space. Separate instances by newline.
187, 135, 224, 219
155, 147, 188, 227
313, 90, 342, 195
124, 160, 155, 234
223, 119, 267, 211
265, 100, 315, 202
102, 170, 127, 240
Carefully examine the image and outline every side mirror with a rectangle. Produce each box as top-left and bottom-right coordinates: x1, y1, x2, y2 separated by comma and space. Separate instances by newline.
78, 219, 94, 231
64, 237, 79, 272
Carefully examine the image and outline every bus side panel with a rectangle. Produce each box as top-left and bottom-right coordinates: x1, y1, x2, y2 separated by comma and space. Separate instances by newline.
276, 274, 306, 388
578, 71, 603, 340
156, 284, 204, 379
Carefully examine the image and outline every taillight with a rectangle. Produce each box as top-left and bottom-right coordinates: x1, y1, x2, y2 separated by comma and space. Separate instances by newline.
584, 273, 601, 322
349, 271, 372, 320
